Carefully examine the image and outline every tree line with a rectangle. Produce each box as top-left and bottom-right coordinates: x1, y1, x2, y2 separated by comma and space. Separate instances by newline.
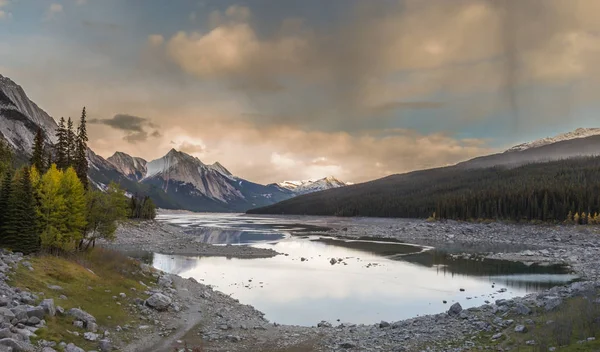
0, 107, 157, 254
249, 156, 600, 224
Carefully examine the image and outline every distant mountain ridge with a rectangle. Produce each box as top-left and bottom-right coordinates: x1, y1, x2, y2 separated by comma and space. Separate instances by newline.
250, 127, 600, 217
274, 176, 348, 195
0, 73, 346, 212
506, 128, 600, 152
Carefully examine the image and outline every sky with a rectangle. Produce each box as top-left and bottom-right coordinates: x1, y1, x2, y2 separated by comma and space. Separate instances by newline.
1, 0, 599, 184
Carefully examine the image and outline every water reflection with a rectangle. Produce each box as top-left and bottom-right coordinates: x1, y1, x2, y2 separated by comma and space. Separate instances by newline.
184, 227, 285, 245
150, 234, 577, 326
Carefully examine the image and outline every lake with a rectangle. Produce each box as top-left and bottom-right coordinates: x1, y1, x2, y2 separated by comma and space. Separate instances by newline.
151, 213, 578, 326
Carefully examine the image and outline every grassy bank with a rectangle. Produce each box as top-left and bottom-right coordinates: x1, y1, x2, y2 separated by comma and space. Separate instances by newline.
8, 248, 153, 350
464, 293, 600, 351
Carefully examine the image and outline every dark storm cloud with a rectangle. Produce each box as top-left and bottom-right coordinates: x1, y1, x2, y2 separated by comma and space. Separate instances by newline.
90, 114, 160, 143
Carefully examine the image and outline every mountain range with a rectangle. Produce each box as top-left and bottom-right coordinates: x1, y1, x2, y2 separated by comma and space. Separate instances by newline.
0, 74, 347, 212
250, 129, 600, 217
2, 72, 600, 215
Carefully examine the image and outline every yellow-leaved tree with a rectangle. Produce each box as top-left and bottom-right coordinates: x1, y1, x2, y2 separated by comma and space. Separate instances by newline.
36, 165, 87, 252
37, 165, 67, 251
59, 167, 87, 251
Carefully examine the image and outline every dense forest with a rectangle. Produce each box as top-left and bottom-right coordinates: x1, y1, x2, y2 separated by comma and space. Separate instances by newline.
249, 157, 600, 223
0, 108, 157, 254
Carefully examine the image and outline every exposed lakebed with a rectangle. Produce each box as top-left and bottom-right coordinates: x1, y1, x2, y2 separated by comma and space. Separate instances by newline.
149, 213, 578, 326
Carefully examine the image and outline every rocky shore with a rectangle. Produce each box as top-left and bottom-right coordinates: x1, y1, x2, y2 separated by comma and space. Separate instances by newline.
100, 221, 279, 258
4, 217, 600, 351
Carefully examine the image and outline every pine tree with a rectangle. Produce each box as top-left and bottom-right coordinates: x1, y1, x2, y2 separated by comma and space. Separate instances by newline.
0, 169, 13, 245
55, 117, 67, 170
0, 139, 13, 179
75, 107, 89, 189
46, 152, 53, 171
30, 128, 46, 173
66, 117, 75, 167
3, 167, 39, 254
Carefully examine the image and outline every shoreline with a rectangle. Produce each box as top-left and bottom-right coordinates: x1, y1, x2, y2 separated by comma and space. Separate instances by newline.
103, 215, 600, 351
99, 220, 280, 259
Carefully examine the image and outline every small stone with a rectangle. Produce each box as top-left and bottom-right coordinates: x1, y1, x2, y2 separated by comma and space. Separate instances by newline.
491, 333, 503, 340
340, 341, 357, 349
83, 332, 99, 341
26, 316, 41, 326
514, 325, 528, 333
73, 321, 84, 329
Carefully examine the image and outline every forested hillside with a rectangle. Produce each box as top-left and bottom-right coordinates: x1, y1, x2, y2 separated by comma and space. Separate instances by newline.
248, 157, 600, 223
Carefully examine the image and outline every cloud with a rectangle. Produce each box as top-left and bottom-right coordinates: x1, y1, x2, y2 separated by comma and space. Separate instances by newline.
0, 0, 11, 20
45, 3, 63, 19
370, 101, 445, 113
160, 1, 600, 134
75, 0, 87, 5
148, 34, 164, 47
89, 114, 160, 144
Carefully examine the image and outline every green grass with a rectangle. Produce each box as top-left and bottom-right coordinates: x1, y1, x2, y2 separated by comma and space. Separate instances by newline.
8, 248, 154, 349
460, 294, 600, 352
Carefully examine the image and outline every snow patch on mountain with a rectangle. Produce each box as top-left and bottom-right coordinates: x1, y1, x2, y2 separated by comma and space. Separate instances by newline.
506, 128, 600, 153
277, 176, 348, 194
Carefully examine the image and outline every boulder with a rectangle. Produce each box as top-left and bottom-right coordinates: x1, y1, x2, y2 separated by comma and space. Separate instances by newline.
25, 316, 40, 326
64, 343, 85, 352
0, 338, 34, 351
87, 322, 98, 332
98, 339, 112, 352
448, 302, 462, 317
145, 293, 171, 311
42, 348, 57, 352
67, 308, 96, 326
26, 307, 45, 320
317, 321, 332, 328
514, 303, 531, 315
0, 308, 15, 323
40, 299, 55, 317
379, 321, 390, 328
544, 297, 562, 311
157, 276, 173, 288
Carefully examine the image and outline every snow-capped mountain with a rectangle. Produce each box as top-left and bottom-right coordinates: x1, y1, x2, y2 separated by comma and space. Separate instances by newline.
0, 74, 57, 158
142, 149, 243, 203
506, 128, 600, 153
0, 73, 294, 212
459, 127, 600, 169
107, 152, 148, 181
276, 176, 348, 195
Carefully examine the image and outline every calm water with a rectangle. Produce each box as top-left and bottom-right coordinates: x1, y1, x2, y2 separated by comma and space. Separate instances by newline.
152, 213, 578, 326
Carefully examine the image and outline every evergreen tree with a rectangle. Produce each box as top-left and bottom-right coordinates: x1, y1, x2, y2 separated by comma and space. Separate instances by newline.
46, 151, 53, 171
3, 167, 39, 254
0, 169, 13, 245
30, 128, 46, 173
54, 118, 67, 170
75, 107, 89, 189
66, 117, 75, 167
0, 139, 13, 179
